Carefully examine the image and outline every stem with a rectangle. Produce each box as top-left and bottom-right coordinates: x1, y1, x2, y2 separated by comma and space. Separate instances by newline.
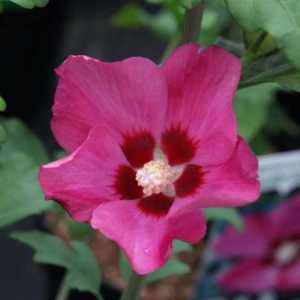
160, 35, 180, 64
239, 63, 294, 89
120, 270, 145, 300
182, 1, 205, 44
55, 275, 70, 300
249, 31, 268, 54
241, 31, 268, 65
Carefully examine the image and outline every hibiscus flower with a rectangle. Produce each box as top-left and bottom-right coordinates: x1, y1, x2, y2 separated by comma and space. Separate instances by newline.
39, 43, 260, 274
215, 196, 300, 293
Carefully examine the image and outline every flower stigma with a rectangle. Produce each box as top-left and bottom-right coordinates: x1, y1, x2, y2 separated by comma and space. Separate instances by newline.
136, 159, 180, 197
274, 241, 299, 265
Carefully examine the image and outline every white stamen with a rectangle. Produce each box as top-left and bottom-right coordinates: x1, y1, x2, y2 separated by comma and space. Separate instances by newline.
274, 241, 299, 265
136, 160, 180, 197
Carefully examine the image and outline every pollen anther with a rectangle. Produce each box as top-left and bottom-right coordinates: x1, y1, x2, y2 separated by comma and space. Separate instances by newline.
136, 160, 179, 196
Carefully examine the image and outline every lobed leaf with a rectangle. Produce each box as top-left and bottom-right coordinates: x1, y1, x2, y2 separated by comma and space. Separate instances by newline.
11, 231, 103, 299
7, 0, 48, 9
226, 0, 300, 69
204, 208, 243, 231
0, 152, 51, 227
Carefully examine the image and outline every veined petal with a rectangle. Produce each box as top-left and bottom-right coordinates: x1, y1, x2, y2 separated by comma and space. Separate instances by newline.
91, 200, 172, 274
162, 43, 240, 166
167, 197, 207, 244
214, 215, 273, 258
270, 196, 300, 240
218, 259, 278, 293
39, 127, 128, 222
52, 55, 168, 152
196, 137, 260, 207
277, 257, 300, 291
91, 198, 206, 274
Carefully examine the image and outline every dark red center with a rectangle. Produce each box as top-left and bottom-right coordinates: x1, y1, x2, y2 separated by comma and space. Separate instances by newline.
161, 124, 197, 166
114, 126, 204, 217
263, 235, 300, 267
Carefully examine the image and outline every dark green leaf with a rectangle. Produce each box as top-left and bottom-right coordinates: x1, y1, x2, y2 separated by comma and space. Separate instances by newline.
0, 96, 6, 111
146, 259, 190, 283
11, 230, 72, 266
119, 253, 132, 283
0, 125, 6, 143
112, 4, 149, 29
67, 220, 93, 241
112, 4, 177, 40
173, 240, 193, 254
11, 231, 103, 299
204, 208, 243, 230
33, 0, 48, 7
235, 84, 277, 141
148, 10, 177, 39
0, 152, 51, 227
225, 0, 259, 32
65, 241, 102, 298
1, 118, 49, 164
7, 0, 48, 9
146, 0, 201, 8
273, 71, 300, 92
226, 0, 300, 69
244, 32, 277, 57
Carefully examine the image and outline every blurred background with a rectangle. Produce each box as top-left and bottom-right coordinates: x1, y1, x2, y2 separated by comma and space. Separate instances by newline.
1, 0, 300, 299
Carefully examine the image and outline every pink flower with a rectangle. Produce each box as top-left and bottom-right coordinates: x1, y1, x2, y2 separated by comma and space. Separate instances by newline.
215, 196, 300, 293
39, 44, 260, 274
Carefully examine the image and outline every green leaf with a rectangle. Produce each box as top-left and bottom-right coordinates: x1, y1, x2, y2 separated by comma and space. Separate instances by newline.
7, 0, 48, 9
0, 125, 6, 143
178, 0, 202, 9
112, 4, 177, 40
148, 10, 177, 40
204, 208, 243, 230
226, 0, 300, 69
67, 220, 93, 241
146, 0, 201, 8
0, 152, 51, 227
11, 230, 72, 266
11, 231, 103, 299
65, 241, 102, 298
1, 118, 49, 164
146, 259, 190, 283
119, 253, 132, 283
173, 240, 193, 254
33, 0, 48, 7
112, 4, 149, 29
0, 96, 6, 111
234, 84, 277, 141
225, 0, 260, 32
273, 71, 300, 92
244, 32, 277, 57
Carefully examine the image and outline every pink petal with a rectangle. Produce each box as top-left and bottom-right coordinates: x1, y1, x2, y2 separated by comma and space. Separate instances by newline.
270, 196, 300, 239
91, 201, 172, 274
196, 137, 260, 207
39, 127, 128, 222
168, 197, 207, 243
162, 43, 241, 166
91, 198, 206, 274
218, 259, 279, 293
277, 257, 300, 291
214, 215, 273, 258
52, 55, 167, 152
